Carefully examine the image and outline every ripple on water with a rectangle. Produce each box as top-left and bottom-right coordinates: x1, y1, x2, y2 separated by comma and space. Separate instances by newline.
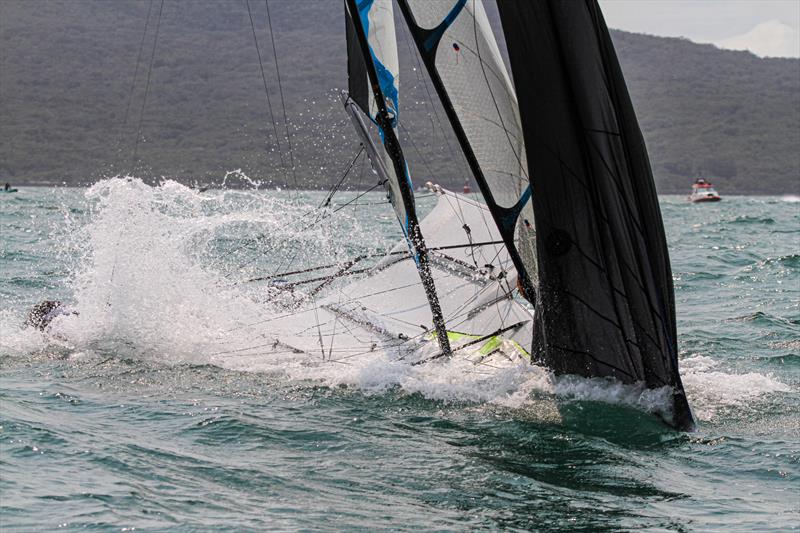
1, 186, 798, 531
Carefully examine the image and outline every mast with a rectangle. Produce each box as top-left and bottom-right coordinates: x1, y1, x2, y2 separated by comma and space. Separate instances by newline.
496, 0, 693, 430
395, 0, 537, 304
344, 0, 452, 357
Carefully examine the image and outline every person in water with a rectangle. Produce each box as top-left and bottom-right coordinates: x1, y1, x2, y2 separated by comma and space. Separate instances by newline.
4, 183, 10, 191
25, 300, 76, 331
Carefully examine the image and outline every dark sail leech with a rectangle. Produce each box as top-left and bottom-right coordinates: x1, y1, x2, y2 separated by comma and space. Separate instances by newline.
496, 0, 694, 430
344, 0, 452, 357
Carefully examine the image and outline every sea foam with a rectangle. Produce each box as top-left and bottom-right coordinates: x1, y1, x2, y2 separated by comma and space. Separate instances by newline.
4, 178, 792, 426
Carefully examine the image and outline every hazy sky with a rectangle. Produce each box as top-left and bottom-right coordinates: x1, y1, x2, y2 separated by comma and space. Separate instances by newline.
599, 0, 800, 58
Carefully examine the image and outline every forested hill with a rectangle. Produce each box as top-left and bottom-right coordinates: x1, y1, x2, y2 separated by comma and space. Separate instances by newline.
1, 0, 798, 194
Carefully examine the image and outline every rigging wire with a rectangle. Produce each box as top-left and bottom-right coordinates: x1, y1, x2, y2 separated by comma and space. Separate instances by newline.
322, 179, 387, 216
131, 0, 165, 170
318, 146, 364, 209
115, 0, 154, 170
245, 0, 285, 169
398, 123, 437, 185
265, 0, 298, 190
353, 149, 368, 215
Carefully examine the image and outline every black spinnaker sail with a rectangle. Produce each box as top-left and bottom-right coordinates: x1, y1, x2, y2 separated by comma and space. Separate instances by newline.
496, 0, 693, 430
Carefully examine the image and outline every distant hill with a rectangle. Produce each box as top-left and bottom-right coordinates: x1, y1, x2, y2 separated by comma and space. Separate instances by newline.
1, 0, 798, 194
611, 31, 799, 194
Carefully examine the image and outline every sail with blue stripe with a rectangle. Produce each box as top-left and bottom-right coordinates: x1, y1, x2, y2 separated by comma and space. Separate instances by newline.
346, 0, 417, 237
344, 0, 452, 357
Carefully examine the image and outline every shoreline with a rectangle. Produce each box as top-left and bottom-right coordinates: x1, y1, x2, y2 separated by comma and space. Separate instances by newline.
4, 182, 798, 197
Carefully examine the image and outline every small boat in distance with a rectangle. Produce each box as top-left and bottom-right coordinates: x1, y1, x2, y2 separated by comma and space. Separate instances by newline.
462, 182, 471, 194
689, 178, 721, 203
2, 183, 18, 193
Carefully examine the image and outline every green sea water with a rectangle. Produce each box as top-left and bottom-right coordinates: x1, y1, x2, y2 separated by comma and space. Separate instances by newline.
1, 179, 798, 531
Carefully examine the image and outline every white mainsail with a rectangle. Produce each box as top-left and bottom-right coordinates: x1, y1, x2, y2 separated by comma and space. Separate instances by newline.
397, 0, 538, 297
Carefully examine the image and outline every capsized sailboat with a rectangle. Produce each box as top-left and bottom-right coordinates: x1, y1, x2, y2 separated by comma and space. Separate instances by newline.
251, 0, 693, 430
394, 0, 693, 429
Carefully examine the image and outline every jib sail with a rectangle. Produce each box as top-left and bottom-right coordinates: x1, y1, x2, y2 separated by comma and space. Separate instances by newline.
396, 0, 538, 303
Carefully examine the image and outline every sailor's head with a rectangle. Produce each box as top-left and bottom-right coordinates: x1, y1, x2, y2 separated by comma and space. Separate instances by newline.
25, 300, 63, 331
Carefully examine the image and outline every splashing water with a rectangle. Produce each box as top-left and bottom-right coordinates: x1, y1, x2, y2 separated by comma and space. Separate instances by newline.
1, 179, 791, 417
1, 182, 797, 530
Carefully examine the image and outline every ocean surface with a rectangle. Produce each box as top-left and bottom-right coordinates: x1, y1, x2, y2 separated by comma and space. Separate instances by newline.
1, 179, 798, 531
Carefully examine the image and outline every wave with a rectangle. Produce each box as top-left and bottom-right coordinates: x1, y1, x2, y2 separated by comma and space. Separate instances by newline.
727, 311, 800, 328
728, 215, 776, 225
2, 177, 793, 430
680, 356, 791, 421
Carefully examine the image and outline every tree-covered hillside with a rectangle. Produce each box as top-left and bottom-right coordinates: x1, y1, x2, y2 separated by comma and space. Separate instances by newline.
612, 31, 799, 194
1, 0, 798, 194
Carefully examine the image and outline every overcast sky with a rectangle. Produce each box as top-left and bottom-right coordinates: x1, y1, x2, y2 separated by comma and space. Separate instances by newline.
599, 0, 800, 58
